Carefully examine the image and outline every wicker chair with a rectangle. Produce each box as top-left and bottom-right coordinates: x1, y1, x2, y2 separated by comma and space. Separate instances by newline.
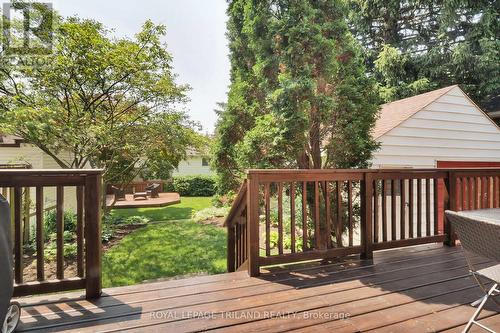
445, 210, 500, 333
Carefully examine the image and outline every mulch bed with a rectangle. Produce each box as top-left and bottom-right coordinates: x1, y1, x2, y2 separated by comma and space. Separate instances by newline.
22, 224, 147, 282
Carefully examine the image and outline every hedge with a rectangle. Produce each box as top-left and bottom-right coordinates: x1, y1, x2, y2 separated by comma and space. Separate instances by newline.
165, 175, 216, 196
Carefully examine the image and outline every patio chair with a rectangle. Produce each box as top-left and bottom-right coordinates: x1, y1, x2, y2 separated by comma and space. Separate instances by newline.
145, 183, 161, 198
445, 210, 500, 333
111, 186, 126, 201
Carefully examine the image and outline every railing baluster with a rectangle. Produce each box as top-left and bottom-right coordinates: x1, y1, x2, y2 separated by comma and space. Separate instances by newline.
264, 183, 270, 257
487, 176, 492, 208
290, 183, 296, 253
467, 177, 473, 210
426, 178, 431, 236
56, 186, 64, 279
433, 178, 439, 235
482, 177, 487, 208
373, 180, 379, 243
14, 187, 22, 284
302, 181, 308, 251
409, 178, 414, 238
474, 177, 479, 209
76, 185, 84, 277
324, 182, 331, 249
314, 181, 320, 249
23, 188, 30, 243
417, 178, 422, 238
36, 187, 44, 281
400, 179, 406, 240
391, 179, 396, 241
336, 180, 342, 247
362, 173, 373, 259
495, 176, 499, 208
348, 180, 353, 247
382, 179, 387, 242
277, 182, 283, 255
460, 177, 469, 210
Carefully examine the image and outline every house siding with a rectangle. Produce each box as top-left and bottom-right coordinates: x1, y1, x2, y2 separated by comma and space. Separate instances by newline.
372, 86, 500, 168
172, 156, 213, 176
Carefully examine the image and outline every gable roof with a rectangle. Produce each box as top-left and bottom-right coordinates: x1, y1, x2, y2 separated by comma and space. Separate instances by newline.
0, 135, 24, 147
373, 85, 457, 139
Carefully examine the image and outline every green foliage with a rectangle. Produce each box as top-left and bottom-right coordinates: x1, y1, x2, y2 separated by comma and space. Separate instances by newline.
44, 242, 77, 261
165, 175, 217, 197
191, 206, 230, 223
348, 0, 499, 108
104, 214, 151, 226
43, 210, 77, 240
211, 190, 236, 207
214, 0, 380, 193
0, 15, 199, 186
110, 197, 212, 222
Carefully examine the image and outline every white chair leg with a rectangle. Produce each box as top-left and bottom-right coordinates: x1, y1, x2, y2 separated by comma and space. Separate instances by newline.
471, 295, 486, 307
463, 283, 498, 333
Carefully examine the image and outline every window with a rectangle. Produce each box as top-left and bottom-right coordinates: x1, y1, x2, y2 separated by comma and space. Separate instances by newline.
202, 158, 210, 166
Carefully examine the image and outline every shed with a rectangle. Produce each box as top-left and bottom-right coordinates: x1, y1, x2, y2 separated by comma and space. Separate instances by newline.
371, 85, 500, 169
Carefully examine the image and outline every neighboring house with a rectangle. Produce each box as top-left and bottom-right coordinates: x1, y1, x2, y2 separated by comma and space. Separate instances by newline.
172, 148, 214, 176
0, 135, 78, 211
372, 85, 500, 168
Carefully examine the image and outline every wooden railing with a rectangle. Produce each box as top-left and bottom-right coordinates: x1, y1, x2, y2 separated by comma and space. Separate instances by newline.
225, 168, 500, 276
0, 169, 103, 299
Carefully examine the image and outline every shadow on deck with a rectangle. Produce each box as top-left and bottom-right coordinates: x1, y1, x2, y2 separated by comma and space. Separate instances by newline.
15, 244, 499, 332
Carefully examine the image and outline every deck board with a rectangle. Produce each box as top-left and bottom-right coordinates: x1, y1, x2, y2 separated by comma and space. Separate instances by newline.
16, 244, 499, 332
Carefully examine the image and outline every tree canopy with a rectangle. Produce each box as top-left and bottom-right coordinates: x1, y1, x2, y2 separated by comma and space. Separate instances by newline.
213, 0, 380, 193
0, 15, 200, 185
348, 0, 499, 108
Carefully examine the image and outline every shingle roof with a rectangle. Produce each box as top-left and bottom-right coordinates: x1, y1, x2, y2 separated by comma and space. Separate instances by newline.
373, 85, 457, 139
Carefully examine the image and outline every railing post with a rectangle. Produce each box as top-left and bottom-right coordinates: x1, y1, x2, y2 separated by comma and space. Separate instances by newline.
85, 173, 102, 299
443, 171, 457, 246
247, 173, 260, 277
361, 172, 373, 259
227, 223, 235, 272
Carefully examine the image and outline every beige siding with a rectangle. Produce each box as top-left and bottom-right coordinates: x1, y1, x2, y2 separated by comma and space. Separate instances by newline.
0, 144, 78, 211
173, 156, 214, 176
0, 144, 43, 168
372, 86, 500, 168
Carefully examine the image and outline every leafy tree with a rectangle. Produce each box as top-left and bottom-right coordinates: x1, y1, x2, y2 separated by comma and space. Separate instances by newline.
0, 16, 199, 186
348, 0, 499, 108
213, 0, 380, 193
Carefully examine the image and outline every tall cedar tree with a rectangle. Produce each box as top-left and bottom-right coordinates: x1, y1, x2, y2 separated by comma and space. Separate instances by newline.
213, 0, 380, 193
348, 0, 499, 109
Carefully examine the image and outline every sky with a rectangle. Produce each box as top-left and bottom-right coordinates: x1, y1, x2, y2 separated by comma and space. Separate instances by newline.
50, 0, 230, 134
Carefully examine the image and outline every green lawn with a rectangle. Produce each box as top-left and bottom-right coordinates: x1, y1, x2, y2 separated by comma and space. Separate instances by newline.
103, 197, 227, 287
109, 196, 212, 221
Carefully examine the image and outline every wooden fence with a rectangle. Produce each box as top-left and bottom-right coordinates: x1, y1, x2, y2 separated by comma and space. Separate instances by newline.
0, 169, 103, 299
225, 168, 500, 276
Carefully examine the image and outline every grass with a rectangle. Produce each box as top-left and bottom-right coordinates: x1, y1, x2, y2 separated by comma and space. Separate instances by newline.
109, 197, 212, 221
103, 197, 227, 287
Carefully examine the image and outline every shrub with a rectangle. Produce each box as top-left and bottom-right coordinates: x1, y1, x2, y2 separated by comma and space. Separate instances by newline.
211, 190, 236, 207
165, 175, 216, 196
44, 242, 77, 261
192, 206, 230, 223
44, 210, 77, 238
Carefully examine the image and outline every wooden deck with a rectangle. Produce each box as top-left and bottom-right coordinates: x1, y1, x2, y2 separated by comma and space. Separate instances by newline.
16, 244, 499, 332
105, 192, 180, 209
